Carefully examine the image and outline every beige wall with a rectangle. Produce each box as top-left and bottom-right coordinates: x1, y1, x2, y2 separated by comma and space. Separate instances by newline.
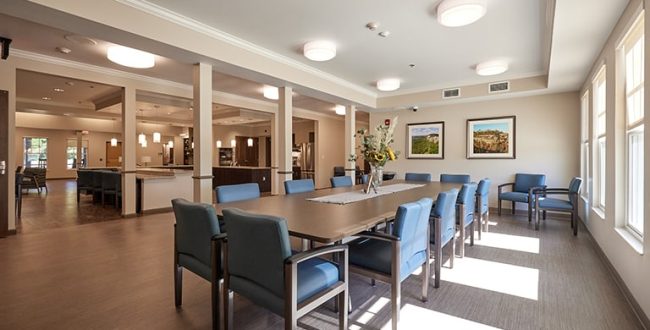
369, 92, 580, 207
293, 120, 315, 144
577, 0, 650, 318
314, 117, 347, 188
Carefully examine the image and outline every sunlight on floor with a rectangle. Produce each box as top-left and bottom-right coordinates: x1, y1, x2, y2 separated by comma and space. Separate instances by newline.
472, 231, 540, 254
440, 257, 539, 300
380, 304, 502, 330
349, 297, 390, 330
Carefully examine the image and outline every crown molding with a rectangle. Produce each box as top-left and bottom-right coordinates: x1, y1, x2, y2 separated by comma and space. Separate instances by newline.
115, 0, 377, 99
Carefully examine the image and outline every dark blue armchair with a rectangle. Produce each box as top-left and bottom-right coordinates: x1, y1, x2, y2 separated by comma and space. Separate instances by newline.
405, 172, 432, 182
440, 174, 471, 184
456, 183, 477, 258
475, 179, 491, 239
498, 173, 546, 222
431, 188, 459, 288
171, 198, 224, 330
284, 179, 315, 194
221, 208, 348, 329
330, 176, 353, 188
348, 198, 433, 330
215, 183, 260, 203
533, 177, 583, 235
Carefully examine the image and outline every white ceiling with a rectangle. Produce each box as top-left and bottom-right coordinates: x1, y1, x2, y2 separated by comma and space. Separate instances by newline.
147, 0, 546, 93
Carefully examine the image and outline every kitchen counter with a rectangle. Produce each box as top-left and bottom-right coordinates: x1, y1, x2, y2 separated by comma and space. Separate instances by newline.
213, 166, 271, 192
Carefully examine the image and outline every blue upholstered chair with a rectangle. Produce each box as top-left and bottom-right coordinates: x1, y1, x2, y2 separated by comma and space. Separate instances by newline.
76, 170, 93, 203
431, 188, 459, 288
222, 208, 348, 329
498, 173, 546, 222
440, 174, 471, 184
533, 177, 583, 236
101, 171, 121, 208
456, 183, 477, 258
475, 179, 491, 239
330, 176, 353, 188
333, 166, 345, 177
361, 174, 369, 185
171, 198, 224, 329
215, 183, 260, 203
284, 179, 315, 194
90, 170, 104, 203
348, 198, 433, 330
15, 173, 23, 218
405, 172, 432, 182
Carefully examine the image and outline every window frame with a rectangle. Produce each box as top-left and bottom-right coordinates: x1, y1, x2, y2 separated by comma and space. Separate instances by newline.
66, 139, 89, 170
592, 66, 607, 213
23, 137, 48, 169
580, 91, 590, 199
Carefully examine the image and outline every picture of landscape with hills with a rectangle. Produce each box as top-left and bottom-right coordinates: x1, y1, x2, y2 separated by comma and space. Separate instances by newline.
467, 116, 515, 159
408, 122, 444, 158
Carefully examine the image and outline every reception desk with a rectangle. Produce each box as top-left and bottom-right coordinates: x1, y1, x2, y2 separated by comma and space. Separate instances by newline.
136, 168, 193, 214
212, 166, 271, 192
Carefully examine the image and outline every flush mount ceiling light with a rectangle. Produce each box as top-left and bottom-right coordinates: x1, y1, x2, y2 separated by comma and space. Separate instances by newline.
437, 0, 487, 27
303, 40, 336, 62
376, 78, 401, 92
334, 105, 346, 115
476, 60, 508, 76
263, 86, 279, 100
107, 45, 155, 69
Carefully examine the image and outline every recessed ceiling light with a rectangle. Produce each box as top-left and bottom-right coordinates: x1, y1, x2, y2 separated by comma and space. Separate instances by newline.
64, 34, 98, 46
263, 86, 279, 100
376, 78, 401, 92
437, 0, 487, 27
476, 60, 508, 76
303, 41, 336, 62
41, 97, 52, 101
366, 22, 380, 31
334, 105, 346, 115
53, 88, 65, 92
65, 81, 75, 86
107, 45, 155, 68
56, 47, 72, 54
378, 31, 391, 38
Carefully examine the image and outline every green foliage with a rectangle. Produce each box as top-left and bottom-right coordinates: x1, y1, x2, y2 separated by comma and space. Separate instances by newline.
411, 136, 439, 154
350, 117, 400, 166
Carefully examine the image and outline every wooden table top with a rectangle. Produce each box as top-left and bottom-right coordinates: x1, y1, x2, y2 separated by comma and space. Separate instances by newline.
214, 180, 461, 244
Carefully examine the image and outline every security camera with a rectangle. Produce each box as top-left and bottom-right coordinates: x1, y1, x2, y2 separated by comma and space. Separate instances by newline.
411, 106, 419, 112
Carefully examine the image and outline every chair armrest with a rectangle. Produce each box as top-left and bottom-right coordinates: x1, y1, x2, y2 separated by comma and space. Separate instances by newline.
498, 182, 514, 195
286, 244, 348, 265
528, 185, 547, 200
354, 231, 400, 243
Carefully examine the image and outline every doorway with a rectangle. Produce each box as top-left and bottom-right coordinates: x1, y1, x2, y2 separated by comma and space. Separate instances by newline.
106, 141, 122, 167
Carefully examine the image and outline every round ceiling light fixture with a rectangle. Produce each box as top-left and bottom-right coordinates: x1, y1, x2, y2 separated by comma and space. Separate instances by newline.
107, 45, 155, 69
476, 60, 508, 76
437, 0, 487, 27
263, 86, 279, 100
303, 40, 337, 62
334, 105, 346, 116
376, 78, 401, 92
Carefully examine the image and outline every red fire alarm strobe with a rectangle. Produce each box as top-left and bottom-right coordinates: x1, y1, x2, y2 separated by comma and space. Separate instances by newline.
384, 119, 391, 126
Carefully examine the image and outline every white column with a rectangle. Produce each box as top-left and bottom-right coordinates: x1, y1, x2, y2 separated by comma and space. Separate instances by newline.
278, 87, 293, 193
271, 115, 279, 195
344, 105, 357, 181
0, 60, 16, 233
121, 86, 137, 216
76, 131, 82, 168
192, 63, 213, 203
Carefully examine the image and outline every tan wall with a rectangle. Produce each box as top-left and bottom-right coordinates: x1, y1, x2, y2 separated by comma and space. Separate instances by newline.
293, 120, 315, 144
314, 117, 347, 188
369, 92, 580, 207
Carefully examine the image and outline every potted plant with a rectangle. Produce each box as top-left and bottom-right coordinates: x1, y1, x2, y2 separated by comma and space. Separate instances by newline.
350, 117, 399, 188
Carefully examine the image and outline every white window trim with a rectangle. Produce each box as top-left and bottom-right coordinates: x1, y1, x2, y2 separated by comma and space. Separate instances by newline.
591, 66, 607, 215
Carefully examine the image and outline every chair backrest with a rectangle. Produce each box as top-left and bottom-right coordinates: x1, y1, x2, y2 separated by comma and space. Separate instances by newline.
568, 177, 582, 194
330, 176, 353, 188
284, 179, 315, 194
392, 198, 433, 273
333, 166, 345, 177
405, 172, 432, 182
223, 208, 291, 298
440, 174, 471, 184
77, 170, 91, 187
15, 173, 23, 197
172, 198, 221, 267
513, 173, 546, 193
15, 166, 22, 174
92, 171, 103, 189
431, 189, 459, 245
457, 183, 478, 225
476, 178, 491, 212
216, 183, 261, 203
101, 171, 118, 190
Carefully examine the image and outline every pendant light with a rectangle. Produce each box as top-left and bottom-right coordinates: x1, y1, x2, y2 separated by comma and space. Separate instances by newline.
138, 132, 146, 145
216, 140, 222, 148
153, 132, 161, 143
247, 138, 254, 147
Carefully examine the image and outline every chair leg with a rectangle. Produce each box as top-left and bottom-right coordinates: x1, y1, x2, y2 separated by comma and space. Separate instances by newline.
573, 212, 578, 236
391, 272, 400, 330
421, 260, 429, 302
477, 212, 482, 240
370, 279, 376, 287
543, 210, 547, 220
527, 202, 532, 222
470, 221, 474, 246
434, 219, 442, 288
459, 224, 465, 258
498, 199, 502, 216
450, 235, 456, 269
337, 288, 348, 330
211, 278, 220, 330
174, 265, 182, 307
485, 211, 490, 233
512, 201, 516, 215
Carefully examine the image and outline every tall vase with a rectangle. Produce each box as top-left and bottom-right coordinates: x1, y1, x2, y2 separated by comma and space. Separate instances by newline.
371, 164, 384, 188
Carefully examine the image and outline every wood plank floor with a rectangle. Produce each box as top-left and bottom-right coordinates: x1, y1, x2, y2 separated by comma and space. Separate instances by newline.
0, 198, 643, 329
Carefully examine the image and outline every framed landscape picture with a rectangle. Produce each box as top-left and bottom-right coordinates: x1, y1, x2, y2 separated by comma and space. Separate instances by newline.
467, 116, 516, 159
406, 122, 444, 159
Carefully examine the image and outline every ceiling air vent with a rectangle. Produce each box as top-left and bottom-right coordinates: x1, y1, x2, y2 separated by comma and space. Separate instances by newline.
442, 88, 461, 99
488, 81, 510, 93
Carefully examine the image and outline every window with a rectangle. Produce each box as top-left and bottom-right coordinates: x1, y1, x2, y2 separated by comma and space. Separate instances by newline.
592, 66, 607, 212
66, 139, 89, 169
580, 91, 590, 199
23, 137, 48, 168
622, 15, 644, 236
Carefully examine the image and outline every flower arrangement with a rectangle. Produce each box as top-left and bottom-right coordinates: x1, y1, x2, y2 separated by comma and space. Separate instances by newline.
350, 117, 400, 167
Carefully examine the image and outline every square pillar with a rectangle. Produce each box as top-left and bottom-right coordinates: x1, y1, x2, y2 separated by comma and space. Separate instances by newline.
278, 87, 293, 193
192, 63, 213, 203
76, 131, 82, 169
0, 60, 15, 235
121, 86, 137, 216
271, 115, 280, 195
344, 105, 357, 180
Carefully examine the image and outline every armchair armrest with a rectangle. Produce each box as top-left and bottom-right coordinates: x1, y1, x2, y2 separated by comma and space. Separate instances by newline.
354, 230, 400, 243
528, 185, 547, 201
498, 182, 514, 195
286, 244, 348, 265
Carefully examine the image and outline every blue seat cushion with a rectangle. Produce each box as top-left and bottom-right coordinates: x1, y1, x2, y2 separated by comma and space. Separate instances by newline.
348, 237, 426, 282
539, 197, 573, 210
499, 191, 530, 203
179, 254, 212, 281
430, 224, 455, 247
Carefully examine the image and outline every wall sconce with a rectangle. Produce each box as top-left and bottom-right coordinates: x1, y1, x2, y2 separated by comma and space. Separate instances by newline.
231, 139, 236, 148
153, 132, 161, 143
216, 140, 222, 148
247, 138, 253, 147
